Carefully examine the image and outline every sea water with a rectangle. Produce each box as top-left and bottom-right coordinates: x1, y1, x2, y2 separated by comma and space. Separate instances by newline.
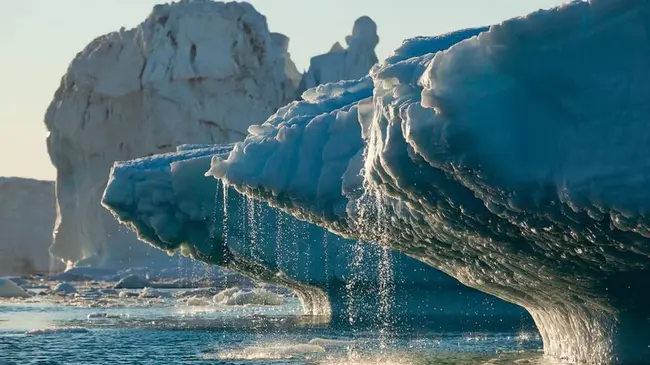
0, 286, 546, 365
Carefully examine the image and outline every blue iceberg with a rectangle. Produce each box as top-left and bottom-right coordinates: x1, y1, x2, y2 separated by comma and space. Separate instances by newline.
105, 1, 650, 363
104, 141, 529, 329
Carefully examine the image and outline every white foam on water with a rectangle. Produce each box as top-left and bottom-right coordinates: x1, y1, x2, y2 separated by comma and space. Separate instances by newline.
25, 326, 90, 336
308, 338, 355, 347
317, 351, 549, 365
212, 287, 284, 306
207, 343, 326, 360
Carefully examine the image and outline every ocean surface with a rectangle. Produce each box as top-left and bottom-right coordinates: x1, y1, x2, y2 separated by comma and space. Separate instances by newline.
0, 287, 545, 365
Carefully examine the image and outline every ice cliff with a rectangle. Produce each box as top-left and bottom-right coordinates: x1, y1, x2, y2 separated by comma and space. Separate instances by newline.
108, 0, 650, 363
297, 16, 379, 96
44, 0, 295, 268
0, 178, 58, 275
103, 143, 528, 327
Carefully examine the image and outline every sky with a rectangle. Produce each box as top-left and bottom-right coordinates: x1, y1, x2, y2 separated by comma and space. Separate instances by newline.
0, 0, 567, 181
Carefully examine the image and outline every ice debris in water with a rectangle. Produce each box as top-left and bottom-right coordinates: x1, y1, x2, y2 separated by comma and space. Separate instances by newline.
212, 287, 284, 306
52, 282, 77, 295
0, 278, 30, 298
138, 287, 167, 299
184, 296, 212, 306
87, 312, 124, 319
113, 275, 150, 289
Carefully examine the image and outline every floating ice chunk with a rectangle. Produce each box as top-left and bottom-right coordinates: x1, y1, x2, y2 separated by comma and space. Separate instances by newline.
52, 282, 77, 295
0, 278, 30, 298
87, 312, 122, 319
213, 287, 284, 306
118, 291, 138, 299
184, 296, 211, 306
212, 287, 240, 303
113, 275, 150, 289
173, 288, 220, 298
138, 287, 167, 298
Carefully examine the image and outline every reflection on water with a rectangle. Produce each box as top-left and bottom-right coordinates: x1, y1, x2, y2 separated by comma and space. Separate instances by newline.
0, 288, 544, 364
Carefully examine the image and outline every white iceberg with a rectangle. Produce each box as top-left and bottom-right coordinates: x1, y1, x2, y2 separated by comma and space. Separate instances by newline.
44, 0, 296, 270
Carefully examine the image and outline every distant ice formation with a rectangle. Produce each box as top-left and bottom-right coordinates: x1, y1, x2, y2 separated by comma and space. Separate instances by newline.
297, 16, 379, 96
0, 178, 58, 275
105, 0, 650, 363
44, 0, 296, 269
271, 33, 302, 93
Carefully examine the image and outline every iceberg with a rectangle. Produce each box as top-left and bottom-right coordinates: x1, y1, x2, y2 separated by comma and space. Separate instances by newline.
103, 141, 528, 327
0, 177, 59, 275
297, 16, 380, 96
103, 0, 650, 362
44, 0, 296, 269
271, 33, 302, 93
195, 1, 650, 364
